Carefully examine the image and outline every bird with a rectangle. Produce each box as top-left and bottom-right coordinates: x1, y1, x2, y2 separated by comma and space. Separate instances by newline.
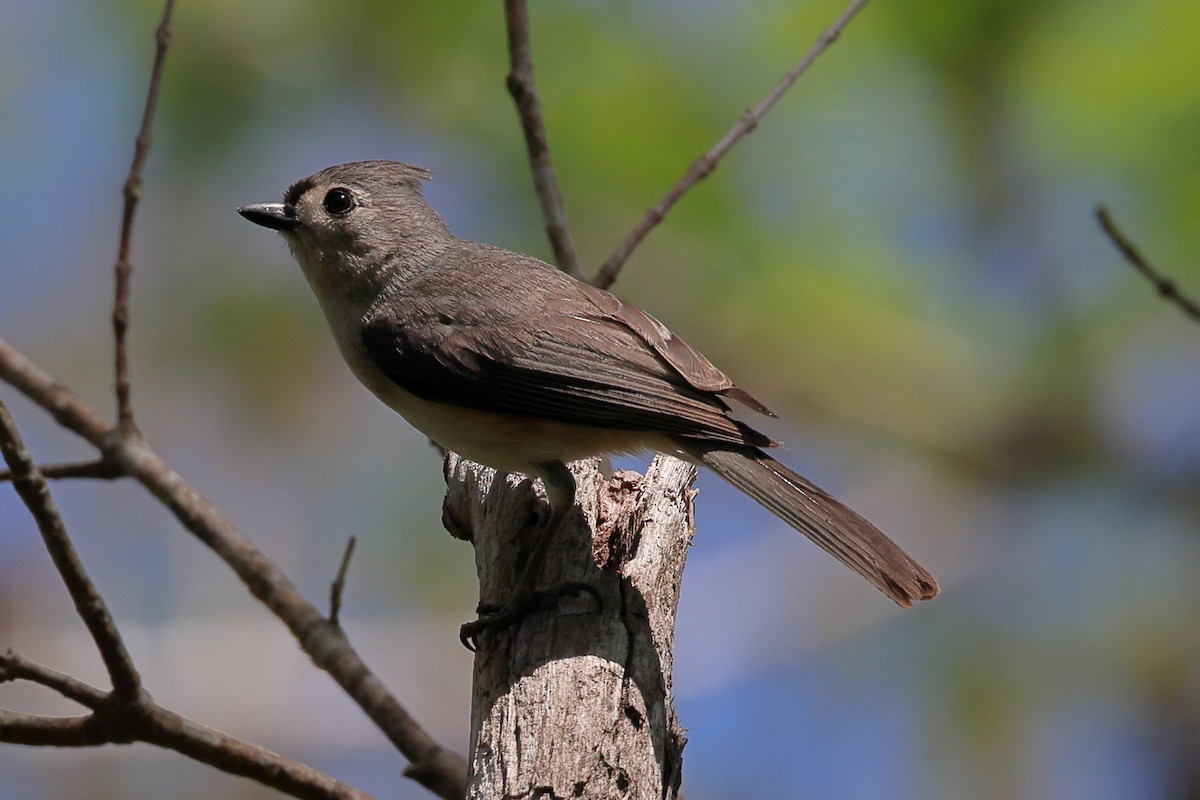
238, 160, 938, 642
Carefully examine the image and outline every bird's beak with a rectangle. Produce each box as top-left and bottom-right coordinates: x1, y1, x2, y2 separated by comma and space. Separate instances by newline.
238, 203, 300, 232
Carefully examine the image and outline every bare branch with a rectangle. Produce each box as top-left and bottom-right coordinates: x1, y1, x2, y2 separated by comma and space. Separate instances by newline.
0, 457, 124, 483
1, 649, 107, 709
1095, 205, 1200, 324
329, 536, 357, 626
0, 710, 101, 746
503, 0, 586, 281
139, 705, 377, 800
593, 0, 873, 289
0, 655, 377, 800
0, 403, 377, 799
0, 399, 143, 699
111, 0, 176, 436
0, 338, 469, 800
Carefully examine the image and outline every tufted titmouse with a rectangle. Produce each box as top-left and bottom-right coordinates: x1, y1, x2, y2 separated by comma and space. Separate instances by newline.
239, 161, 938, 638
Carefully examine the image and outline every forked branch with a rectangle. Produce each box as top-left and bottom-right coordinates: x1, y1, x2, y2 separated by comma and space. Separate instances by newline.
0, 337, 469, 800
0, 415, 375, 800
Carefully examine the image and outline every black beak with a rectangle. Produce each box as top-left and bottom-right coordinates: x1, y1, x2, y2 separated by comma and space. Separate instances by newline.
238, 203, 300, 232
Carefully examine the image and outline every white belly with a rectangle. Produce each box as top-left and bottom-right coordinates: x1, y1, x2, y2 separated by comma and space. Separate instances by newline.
309, 288, 668, 472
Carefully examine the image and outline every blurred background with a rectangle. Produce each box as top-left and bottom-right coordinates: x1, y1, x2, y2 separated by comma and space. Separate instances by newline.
3, 0, 1200, 797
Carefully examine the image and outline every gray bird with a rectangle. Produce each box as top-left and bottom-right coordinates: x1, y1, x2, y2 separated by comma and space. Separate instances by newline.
239, 160, 938, 640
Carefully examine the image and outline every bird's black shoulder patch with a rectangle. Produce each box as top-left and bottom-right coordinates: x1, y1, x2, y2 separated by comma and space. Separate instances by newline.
360, 313, 487, 407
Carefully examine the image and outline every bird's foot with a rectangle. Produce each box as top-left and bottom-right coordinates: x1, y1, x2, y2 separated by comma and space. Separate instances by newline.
459, 582, 602, 651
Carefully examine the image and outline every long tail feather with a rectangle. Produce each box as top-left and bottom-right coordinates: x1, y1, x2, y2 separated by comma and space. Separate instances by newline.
680, 443, 938, 606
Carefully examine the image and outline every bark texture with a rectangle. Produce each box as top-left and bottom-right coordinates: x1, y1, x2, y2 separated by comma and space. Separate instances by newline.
443, 454, 695, 800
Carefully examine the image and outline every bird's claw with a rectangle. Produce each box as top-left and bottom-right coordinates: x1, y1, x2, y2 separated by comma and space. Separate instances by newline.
459, 581, 603, 651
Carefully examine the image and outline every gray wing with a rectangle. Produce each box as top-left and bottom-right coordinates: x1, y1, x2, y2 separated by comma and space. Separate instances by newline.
360, 293, 773, 448
574, 281, 776, 418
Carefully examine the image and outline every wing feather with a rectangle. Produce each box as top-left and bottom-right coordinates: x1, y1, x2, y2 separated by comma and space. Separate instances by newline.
361, 307, 771, 448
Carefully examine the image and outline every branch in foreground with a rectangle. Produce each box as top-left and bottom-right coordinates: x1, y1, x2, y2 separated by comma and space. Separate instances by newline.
0, 410, 374, 800
0, 399, 142, 699
593, 0, 872, 289
503, 0, 586, 281
1095, 205, 1200, 324
0, 457, 124, 483
110, 0, 176, 437
0, 652, 375, 800
0, 339, 469, 800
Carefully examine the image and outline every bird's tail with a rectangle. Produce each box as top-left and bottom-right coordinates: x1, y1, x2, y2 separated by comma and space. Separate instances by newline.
678, 443, 939, 607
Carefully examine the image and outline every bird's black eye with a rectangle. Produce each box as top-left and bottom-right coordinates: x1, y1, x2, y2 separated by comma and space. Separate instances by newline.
322, 187, 354, 216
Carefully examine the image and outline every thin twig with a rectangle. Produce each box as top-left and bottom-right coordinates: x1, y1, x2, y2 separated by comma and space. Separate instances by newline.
593, 0, 873, 289
0, 399, 143, 699
329, 536, 357, 626
111, 0, 176, 437
1, 649, 107, 709
1095, 205, 1200, 324
0, 457, 124, 483
0, 338, 469, 800
503, 0, 586, 281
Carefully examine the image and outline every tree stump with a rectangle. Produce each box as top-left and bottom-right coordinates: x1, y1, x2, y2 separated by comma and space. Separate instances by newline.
443, 454, 695, 800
